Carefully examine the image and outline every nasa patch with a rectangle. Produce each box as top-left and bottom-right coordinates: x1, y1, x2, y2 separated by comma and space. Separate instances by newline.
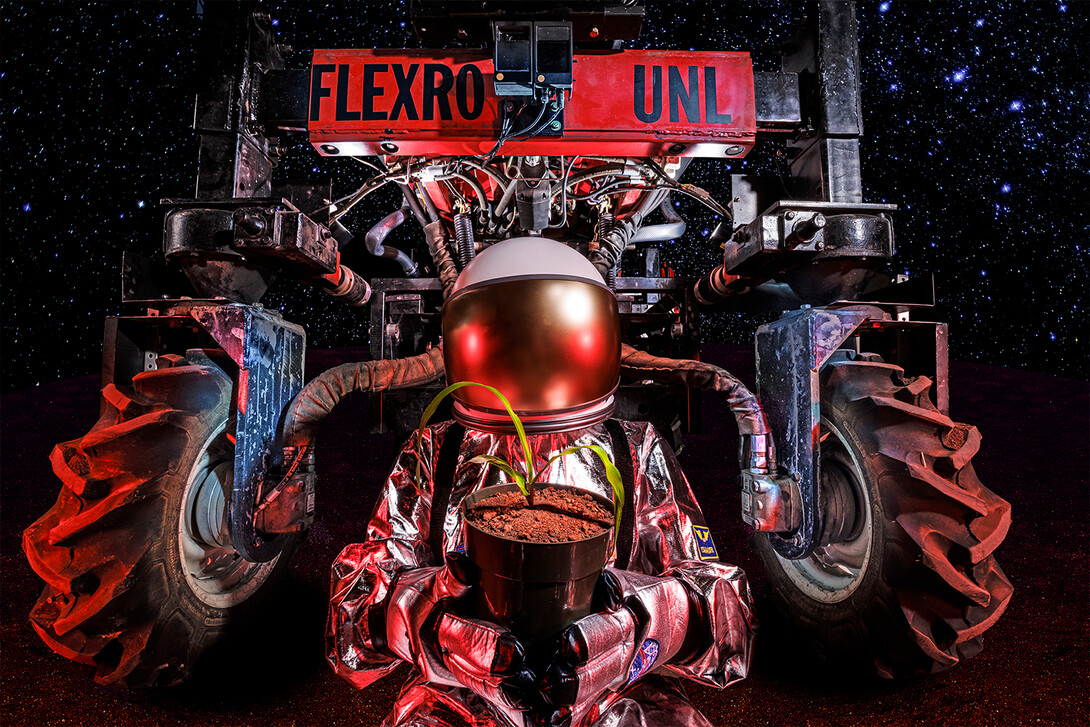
692, 525, 719, 561
627, 639, 661, 684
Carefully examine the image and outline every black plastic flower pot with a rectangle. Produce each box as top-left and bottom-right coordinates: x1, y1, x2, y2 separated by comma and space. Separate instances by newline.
461, 483, 614, 645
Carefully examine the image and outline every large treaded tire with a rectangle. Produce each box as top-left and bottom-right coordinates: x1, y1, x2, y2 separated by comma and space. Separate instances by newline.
754, 359, 1013, 678
22, 359, 297, 686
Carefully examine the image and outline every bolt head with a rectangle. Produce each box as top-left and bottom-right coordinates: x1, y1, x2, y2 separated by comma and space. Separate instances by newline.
239, 213, 267, 236
550, 120, 562, 131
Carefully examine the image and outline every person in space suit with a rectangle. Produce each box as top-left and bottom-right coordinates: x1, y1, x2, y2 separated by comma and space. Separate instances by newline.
325, 237, 755, 727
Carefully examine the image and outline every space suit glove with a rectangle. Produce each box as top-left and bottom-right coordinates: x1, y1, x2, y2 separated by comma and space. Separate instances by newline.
380, 553, 474, 672
381, 552, 537, 711
434, 610, 539, 710
539, 568, 703, 722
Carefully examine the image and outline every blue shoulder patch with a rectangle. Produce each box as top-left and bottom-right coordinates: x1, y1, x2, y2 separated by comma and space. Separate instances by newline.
692, 525, 719, 561
627, 638, 661, 684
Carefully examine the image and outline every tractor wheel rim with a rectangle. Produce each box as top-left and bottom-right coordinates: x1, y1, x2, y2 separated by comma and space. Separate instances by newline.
179, 424, 279, 608
778, 417, 873, 604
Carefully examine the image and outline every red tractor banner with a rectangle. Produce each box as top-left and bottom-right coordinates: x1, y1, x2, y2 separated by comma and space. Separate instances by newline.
308, 49, 756, 157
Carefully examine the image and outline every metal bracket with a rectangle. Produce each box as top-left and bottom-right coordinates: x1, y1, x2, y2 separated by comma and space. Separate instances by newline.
369, 277, 444, 361
740, 470, 802, 533
254, 446, 316, 534
755, 304, 888, 559
190, 304, 306, 562
721, 201, 896, 279
232, 200, 338, 275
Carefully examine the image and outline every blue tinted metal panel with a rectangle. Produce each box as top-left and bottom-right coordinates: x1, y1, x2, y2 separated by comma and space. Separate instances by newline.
754, 305, 876, 559
191, 304, 305, 562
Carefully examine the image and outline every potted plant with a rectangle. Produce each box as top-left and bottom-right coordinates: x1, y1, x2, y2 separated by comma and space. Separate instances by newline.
416, 381, 624, 643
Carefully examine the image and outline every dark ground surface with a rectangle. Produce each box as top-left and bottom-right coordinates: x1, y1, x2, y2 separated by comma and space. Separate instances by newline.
2, 345, 1087, 726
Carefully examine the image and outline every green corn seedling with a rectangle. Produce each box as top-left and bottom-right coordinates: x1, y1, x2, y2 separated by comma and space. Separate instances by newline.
415, 381, 624, 529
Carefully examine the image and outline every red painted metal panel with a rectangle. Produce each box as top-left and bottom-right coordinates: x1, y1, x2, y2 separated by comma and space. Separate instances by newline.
308, 49, 755, 158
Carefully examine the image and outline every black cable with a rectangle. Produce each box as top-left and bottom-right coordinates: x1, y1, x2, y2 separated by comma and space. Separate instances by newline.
482, 89, 564, 162
568, 182, 657, 201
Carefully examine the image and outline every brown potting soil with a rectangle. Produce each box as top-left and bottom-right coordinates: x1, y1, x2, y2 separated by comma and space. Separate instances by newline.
465, 487, 613, 543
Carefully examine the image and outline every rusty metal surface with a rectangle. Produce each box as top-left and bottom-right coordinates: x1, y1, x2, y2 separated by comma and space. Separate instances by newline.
254, 450, 316, 534
232, 201, 339, 275
739, 469, 800, 534
190, 304, 306, 562
754, 305, 886, 559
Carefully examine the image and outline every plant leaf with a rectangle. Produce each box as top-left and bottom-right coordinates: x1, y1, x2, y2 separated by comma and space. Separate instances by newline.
539, 444, 625, 531
586, 444, 625, 530
469, 454, 527, 496
416, 381, 536, 497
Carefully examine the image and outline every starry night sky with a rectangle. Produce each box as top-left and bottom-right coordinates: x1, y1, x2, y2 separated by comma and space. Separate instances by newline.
2, 1, 1087, 393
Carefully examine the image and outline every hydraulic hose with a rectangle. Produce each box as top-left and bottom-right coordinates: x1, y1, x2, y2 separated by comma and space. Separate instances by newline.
396, 181, 429, 226
693, 221, 766, 304
493, 178, 518, 223
694, 266, 755, 305
619, 343, 775, 473
365, 207, 418, 276
281, 347, 445, 451
591, 210, 615, 258
626, 194, 687, 244
414, 180, 441, 223
437, 169, 492, 217
658, 194, 684, 225
628, 221, 687, 244
587, 190, 667, 281
322, 263, 371, 306
460, 159, 511, 197
425, 220, 460, 299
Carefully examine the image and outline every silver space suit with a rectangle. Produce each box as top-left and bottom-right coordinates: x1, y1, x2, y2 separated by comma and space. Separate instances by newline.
326, 418, 754, 727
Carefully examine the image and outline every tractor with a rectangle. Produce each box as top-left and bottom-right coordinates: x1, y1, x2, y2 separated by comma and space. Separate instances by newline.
23, 0, 1010, 690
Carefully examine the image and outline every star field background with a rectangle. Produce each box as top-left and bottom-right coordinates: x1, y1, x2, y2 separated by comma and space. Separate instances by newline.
2, 1, 1087, 393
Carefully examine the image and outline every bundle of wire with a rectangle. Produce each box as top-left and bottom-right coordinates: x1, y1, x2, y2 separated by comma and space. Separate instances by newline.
482, 89, 566, 162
